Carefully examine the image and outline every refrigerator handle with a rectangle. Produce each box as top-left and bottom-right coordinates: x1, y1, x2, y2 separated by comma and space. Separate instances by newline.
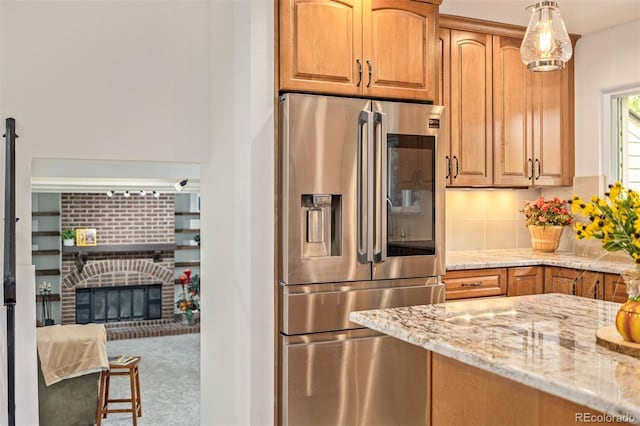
373, 111, 387, 263
357, 110, 373, 264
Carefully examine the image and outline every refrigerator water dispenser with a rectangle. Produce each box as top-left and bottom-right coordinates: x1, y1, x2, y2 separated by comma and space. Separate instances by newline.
301, 194, 341, 258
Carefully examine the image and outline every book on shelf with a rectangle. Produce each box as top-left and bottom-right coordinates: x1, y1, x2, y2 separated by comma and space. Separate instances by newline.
110, 355, 138, 365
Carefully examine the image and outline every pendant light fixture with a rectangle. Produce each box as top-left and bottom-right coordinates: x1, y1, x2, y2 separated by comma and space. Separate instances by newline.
520, 1, 572, 71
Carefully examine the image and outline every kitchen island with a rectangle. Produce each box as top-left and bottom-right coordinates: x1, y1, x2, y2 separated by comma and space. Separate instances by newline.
350, 294, 640, 425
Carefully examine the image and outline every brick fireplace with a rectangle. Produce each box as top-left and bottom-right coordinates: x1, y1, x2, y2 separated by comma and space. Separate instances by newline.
59, 193, 176, 325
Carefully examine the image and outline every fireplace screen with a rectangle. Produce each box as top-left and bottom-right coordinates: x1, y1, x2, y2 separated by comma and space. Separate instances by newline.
76, 284, 162, 323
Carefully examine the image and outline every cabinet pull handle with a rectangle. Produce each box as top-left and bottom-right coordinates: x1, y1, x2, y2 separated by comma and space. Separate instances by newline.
461, 282, 482, 287
593, 280, 600, 299
527, 158, 533, 180
453, 156, 459, 178
535, 159, 541, 180
366, 60, 372, 88
445, 155, 451, 179
356, 59, 362, 87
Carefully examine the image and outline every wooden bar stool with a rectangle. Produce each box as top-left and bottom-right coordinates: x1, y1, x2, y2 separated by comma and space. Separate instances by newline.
97, 356, 142, 426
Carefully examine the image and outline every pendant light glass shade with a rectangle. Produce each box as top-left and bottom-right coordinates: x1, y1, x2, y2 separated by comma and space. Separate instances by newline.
520, 1, 572, 71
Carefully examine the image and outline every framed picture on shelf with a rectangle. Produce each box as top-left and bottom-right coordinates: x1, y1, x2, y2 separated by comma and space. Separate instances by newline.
76, 228, 97, 246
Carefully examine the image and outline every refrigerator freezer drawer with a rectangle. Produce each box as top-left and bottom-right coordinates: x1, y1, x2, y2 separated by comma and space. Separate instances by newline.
280, 329, 428, 426
280, 278, 444, 335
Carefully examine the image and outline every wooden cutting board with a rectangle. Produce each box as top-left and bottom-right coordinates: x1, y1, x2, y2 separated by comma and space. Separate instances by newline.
596, 325, 640, 358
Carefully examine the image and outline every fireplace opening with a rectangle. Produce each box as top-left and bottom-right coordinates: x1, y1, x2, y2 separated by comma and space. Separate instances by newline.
76, 284, 162, 323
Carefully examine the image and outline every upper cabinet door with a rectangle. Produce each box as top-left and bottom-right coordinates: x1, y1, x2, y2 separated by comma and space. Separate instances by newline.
492, 35, 533, 187
449, 30, 493, 186
438, 28, 452, 182
363, 0, 438, 101
531, 63, 574, 187
280, 0, 363, 96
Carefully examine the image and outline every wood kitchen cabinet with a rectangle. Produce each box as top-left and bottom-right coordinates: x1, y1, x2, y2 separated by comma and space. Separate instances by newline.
492, 35, 574, 187
543, 267, 603, 299
507, 266, 543, 297
438, 16, 577, 188
604, 273, 627, 303
279, 0, 439, 100
441, 28, 493, 186
442, 268, 507, 300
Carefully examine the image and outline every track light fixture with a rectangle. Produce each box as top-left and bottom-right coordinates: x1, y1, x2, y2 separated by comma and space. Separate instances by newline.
123, 191, 130, 198
106, 190, 114, 197
140, 190, 146, 197
174, 179, 188, 191
153, 191, 160, 198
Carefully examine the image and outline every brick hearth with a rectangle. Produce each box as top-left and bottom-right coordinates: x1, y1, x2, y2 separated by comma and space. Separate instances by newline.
104, 318, 200, 341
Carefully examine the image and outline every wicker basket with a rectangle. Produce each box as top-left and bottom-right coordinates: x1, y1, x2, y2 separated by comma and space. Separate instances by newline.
528, 225, 564, 252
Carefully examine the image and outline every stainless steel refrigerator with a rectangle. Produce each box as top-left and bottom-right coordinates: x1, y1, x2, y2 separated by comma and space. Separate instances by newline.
278, 93, 446, 425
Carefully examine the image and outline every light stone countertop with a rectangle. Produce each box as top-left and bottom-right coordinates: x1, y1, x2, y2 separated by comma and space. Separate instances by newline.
350, 294, 640, 423
446, 248, 635, 274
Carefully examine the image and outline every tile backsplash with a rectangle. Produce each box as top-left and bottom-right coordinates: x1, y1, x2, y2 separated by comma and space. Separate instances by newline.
445, 176, 606, 253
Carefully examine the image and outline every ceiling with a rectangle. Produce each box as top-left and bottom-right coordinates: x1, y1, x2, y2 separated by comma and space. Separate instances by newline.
31, 159, 200, 193
440, 0, 640, 35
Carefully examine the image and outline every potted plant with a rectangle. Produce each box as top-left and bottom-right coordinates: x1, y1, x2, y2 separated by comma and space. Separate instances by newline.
571, 183, 640, 342
521, 197, 573, 252
61, 229, 76, 246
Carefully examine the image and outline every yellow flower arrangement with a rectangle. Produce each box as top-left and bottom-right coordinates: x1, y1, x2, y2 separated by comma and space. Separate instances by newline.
570, 182, 640, 266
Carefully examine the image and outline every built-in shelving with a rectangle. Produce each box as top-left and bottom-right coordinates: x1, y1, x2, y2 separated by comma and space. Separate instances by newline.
33, 231, 60, 237
174, 194, 201, 285
33, 249, 61, 256
32, 192, 62, 325
35, 269, 61, 277
32, 211, 60, 217
175, 261, 201, 268
36, 294, 61, 302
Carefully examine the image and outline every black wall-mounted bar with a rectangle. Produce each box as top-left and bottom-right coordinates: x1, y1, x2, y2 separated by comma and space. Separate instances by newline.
3, 117, 17, 426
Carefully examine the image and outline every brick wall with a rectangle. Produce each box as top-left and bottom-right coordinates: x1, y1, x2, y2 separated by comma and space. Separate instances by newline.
60, 193, 176, 324
61, 192, 175, 244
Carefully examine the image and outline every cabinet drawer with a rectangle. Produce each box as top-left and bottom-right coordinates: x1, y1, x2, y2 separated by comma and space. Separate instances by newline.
443, 268, 507, 300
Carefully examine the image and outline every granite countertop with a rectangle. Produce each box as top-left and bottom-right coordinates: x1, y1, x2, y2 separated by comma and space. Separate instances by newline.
350, 294, 640, 422
447, 248, 635, 275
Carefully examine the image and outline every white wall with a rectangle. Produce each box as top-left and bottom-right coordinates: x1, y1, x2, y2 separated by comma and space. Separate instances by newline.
0, 1, 274, 425
574, 19, 640, 177
201, 1, 274, 424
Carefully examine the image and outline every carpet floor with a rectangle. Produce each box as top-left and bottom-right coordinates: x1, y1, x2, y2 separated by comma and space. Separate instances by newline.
100, 333, 200, 426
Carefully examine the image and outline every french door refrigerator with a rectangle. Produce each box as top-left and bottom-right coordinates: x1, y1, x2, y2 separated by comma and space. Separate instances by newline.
278, 93, 446, 425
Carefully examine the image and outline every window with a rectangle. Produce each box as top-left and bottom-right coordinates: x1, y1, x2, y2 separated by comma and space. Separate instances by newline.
612, 93, 640, 189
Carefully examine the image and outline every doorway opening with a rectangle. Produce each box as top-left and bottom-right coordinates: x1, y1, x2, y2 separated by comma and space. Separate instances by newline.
32, 158, 202, 425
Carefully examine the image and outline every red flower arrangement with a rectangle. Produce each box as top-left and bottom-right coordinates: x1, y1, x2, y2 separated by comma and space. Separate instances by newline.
176, 268, 199, 321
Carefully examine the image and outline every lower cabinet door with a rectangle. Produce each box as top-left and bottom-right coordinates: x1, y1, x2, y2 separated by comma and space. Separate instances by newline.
280, 329, 427, 426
